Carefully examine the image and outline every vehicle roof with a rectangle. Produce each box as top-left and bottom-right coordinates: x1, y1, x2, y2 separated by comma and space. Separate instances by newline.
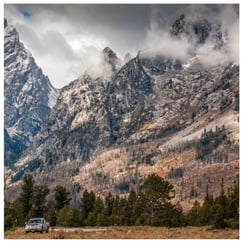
28, 218, 44, 220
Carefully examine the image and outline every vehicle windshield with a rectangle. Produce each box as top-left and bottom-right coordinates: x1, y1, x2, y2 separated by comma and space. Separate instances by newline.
28, 219, 42, 224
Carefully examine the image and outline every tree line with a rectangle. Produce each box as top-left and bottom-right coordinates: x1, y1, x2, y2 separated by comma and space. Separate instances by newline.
4, 173, 239, 231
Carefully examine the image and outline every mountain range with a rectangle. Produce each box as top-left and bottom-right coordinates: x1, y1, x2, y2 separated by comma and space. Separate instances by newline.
4, 14, 239, 210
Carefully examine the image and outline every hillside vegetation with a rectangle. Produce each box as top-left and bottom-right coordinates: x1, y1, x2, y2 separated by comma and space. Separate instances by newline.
5, 173, 239, 235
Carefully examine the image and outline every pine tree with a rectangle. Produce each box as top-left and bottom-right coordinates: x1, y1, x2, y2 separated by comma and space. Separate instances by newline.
111, 196, 126, 225
4, 197, 25, 230
30, 185, 49, 217
198, 194, 214, 225
4, 201, 15, 231
139, 173, 175, 226
212, 179, 228, 229
54, 185, 71, 211
86, 212, 96, 226
186, 200, 201, 226
44, 200, 57, 227
93, 196, 104, 216
81, 189, 96, 223
96, 209, 109, 226
169, 203, 186, 227
18, 174, 35, 221
105, 192, 114, 217
225, 183, 239, 229
124, 190, 137, 225
132, 196, 145, 225
57, 205, 81, 227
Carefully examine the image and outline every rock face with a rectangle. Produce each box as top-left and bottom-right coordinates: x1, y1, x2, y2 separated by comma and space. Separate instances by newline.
4, 19, 58, 166
170, 13, 225, 48
11, 49, 154, 170
102, 47, 122, 72
5, 13, 239, 207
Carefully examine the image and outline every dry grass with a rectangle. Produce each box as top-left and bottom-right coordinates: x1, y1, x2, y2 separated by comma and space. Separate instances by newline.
4, 226, 239, 239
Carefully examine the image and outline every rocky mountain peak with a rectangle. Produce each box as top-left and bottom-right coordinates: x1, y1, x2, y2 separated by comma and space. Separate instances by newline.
170, 14, 186, 36
102, 46, 121, 72
170, 12, 224, 46
4, 20, 59, 166
103, 46, 117, 59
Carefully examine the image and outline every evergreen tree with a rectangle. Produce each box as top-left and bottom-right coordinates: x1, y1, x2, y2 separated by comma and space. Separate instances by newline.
124, 190, 137, 225
85, 195, 105, 226
139, 173, 175, 226
225, 183, 239, 229
169, 203, 186, 227
57, 205, 81, 227
93, 196, 104, 216
81, 189, 96, 223
44, 200, 57, 226
86, 212, 96, 226
4, 198, 24, 229
18, 174, 35, 221
196, 127, 227, 161
132, 196, 145, 225
198, 194, 214, 225
4, 201, 15, 231
30, 185, 49, 217
186, 200, 201, 226
54, 185, 71, 211
212, 178, 228, 229
96, 209, 109, 226
111, 196, 127, 225
104, 192, 114, 223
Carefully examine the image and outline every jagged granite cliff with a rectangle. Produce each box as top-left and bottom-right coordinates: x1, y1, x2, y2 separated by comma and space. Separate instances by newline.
4, 19, 58, 166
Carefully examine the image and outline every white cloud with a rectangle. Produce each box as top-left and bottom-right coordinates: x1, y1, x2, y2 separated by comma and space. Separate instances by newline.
142, 26, 192, 62
143, 4, 239, 67
4, 4, 239, 88
4, 5, 111, 88
83, 48, 113, 80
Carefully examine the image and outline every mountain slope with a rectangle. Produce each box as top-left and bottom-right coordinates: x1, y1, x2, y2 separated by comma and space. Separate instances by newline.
4, 19, 58, 166
5, 14, 239, 209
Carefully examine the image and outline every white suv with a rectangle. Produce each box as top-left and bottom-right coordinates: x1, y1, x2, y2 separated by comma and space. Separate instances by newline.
25, 218, 49, 233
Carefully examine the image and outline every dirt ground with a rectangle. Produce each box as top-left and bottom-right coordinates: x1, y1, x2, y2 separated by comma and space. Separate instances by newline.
4, 226, 239, 239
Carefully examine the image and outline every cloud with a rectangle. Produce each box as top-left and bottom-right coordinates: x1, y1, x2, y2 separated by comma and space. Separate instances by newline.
82, 47, 113, 81
219, 5, 239, 64
43, 31, 78, 61
143, 4, 239, 66
4, 4, 239, 88
142, 25, 192, 62
4, 5, 112, 88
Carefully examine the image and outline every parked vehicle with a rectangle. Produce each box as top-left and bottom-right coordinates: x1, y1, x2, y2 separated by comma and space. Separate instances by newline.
25, 218, 49, 233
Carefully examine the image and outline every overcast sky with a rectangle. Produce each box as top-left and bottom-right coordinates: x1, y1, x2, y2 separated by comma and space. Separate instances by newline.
4, 4, 239, 88
4, 4, 188, 88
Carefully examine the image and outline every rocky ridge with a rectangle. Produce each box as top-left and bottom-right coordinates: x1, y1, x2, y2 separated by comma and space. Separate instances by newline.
4, 19, 58, 166
4, 14, 239, 209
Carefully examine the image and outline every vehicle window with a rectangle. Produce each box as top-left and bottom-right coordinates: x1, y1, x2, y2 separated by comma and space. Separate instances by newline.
29, 219, 41, 224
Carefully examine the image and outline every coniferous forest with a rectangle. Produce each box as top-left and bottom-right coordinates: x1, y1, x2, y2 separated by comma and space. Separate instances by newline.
4, 173, 239, 231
